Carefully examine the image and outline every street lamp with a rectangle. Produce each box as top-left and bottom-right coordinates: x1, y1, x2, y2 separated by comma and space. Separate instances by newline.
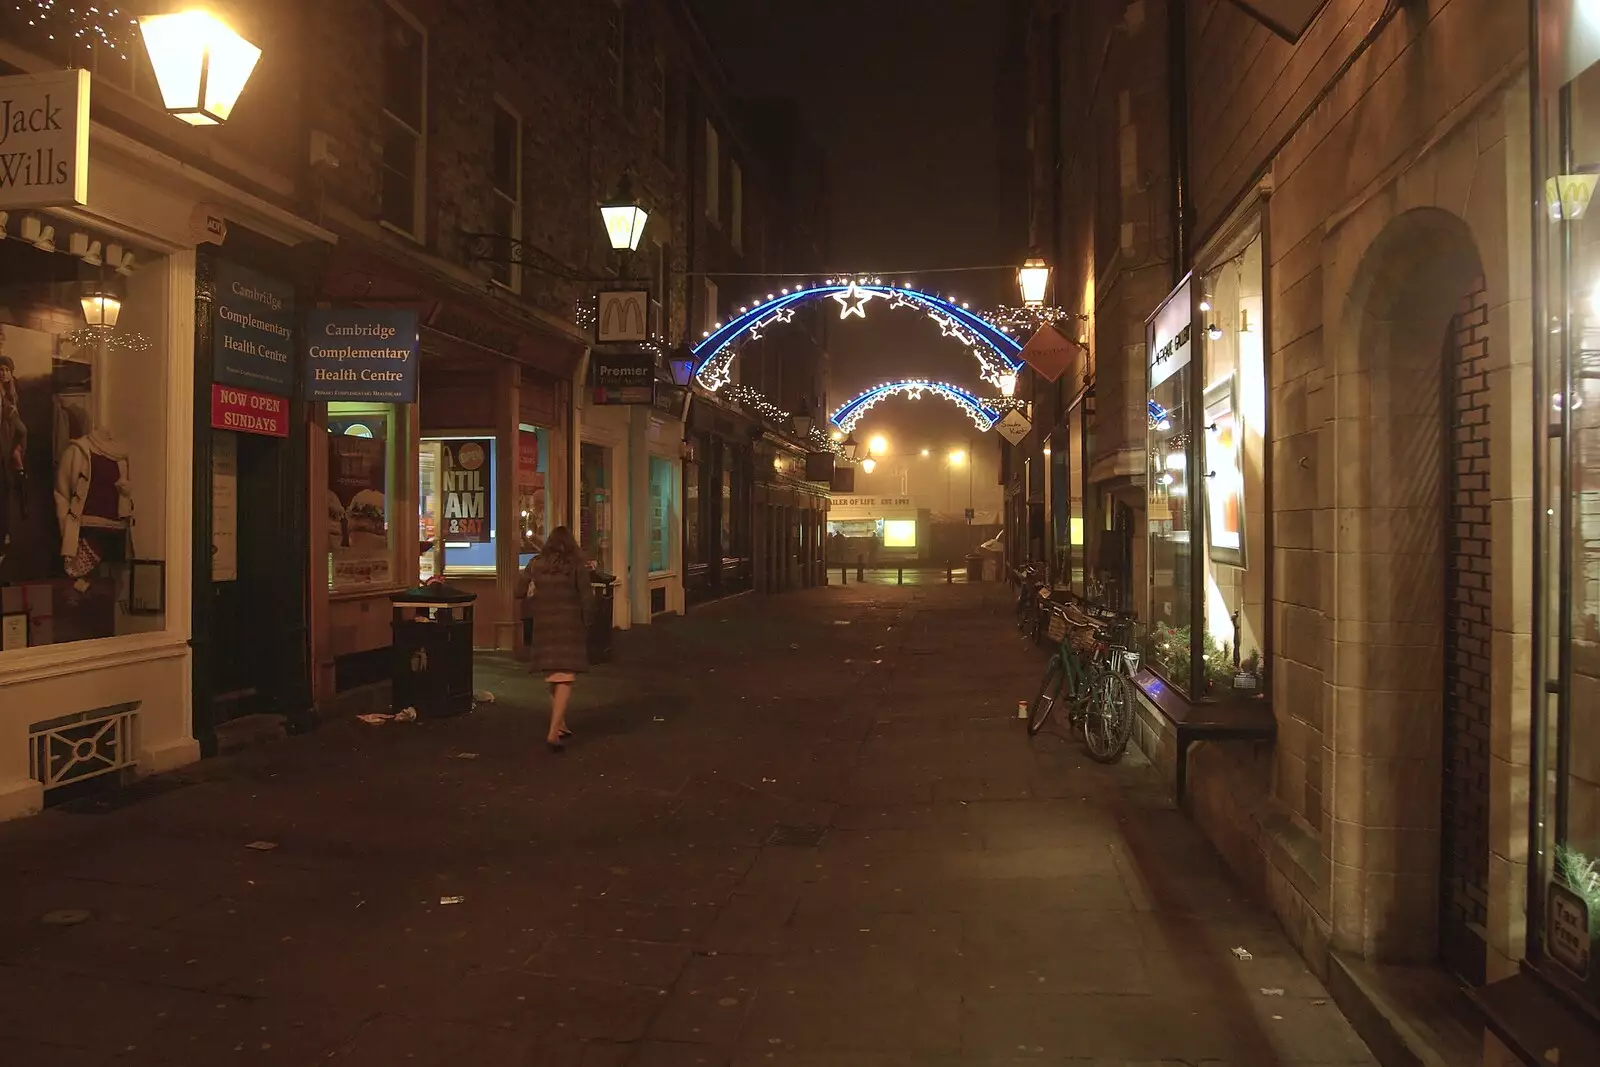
137, 11, 262, 126
80, 290, 121, 328
998, 371, 1017, 398
948, 449, 967, 465
791, 399, 814, 438
668, 354, 695, 387
861, 456, 877, 474
600, 174, 650, 252
868, 434, 889, 457
1017, 255, 1051, 308
842, 433, 862, 462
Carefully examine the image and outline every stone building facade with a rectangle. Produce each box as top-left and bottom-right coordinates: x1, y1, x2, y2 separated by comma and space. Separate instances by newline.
1018, 0, 1600, 1060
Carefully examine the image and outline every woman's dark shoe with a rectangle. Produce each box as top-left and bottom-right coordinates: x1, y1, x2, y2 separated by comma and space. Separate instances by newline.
559, 728, 573, 739
546, 739, 565, 753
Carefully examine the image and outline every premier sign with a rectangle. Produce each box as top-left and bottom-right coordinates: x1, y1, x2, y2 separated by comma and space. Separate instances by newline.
0, 70, 89, 210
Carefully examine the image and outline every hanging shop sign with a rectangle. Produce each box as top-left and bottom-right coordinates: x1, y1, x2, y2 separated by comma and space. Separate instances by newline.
595, 289, 650, 343
213, 259, 296, 395
304, 308, 419, 402
591, 352, 656, 405
441, 438, 493, 543
1148, 278, 1193, 391
210, 383, 289, 437
994, 408, 1033, 446
0, 69, 90, 209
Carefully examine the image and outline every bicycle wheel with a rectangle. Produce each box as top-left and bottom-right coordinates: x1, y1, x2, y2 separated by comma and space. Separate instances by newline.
1027, 657, 1066, 736
1081, 668, 1134, 763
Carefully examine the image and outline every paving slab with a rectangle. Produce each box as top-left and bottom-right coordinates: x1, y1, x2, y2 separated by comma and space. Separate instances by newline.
0, 583, 1376, 1066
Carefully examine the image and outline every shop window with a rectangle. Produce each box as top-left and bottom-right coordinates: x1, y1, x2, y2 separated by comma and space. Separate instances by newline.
731, 160, 744, 252
649, 454, 674, 574
328, 403, 399, 590
516, 425, 550, 565
380, 1, 427, 239
489, 98, 522, 292
1145, 237, 1268, 702
1146, 279, 1195, 692
0, 238, 171, 652
1532, 27, 1600, 1011
1069, 403, 1087, 595
580, 442, 612, 566
684, 452, 701, 565
1050, 436, 1068, 582
883, 519, 917, 549
418, 436, 496, 578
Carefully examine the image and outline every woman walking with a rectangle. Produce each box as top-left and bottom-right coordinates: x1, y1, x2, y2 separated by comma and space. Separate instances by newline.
525, 526, 594, 751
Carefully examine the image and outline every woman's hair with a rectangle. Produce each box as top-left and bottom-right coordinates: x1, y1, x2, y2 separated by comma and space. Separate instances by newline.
542, 525, 580, 564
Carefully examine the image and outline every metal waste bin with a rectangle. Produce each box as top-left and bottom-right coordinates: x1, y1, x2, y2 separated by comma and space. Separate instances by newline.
965, 553, 984, 582
588, 572, 617, 664
391, 584, 477, 718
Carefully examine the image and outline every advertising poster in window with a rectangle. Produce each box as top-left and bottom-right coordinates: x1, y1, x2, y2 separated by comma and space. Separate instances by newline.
441, 438, 492, 543
327, 435, 389, 587
516, 429, 545, 553
1204, 377, 1246, 568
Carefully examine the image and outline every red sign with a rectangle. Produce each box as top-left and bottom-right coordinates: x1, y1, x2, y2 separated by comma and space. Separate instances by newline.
211, 383, 289, 437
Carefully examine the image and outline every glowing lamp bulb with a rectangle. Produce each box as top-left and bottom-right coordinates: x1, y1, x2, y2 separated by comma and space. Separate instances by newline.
138, 11, 263, 126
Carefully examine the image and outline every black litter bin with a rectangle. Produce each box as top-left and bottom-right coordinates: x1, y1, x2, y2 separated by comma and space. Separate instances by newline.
588, 572, 617, 664
391, 584, 477, 718
965, 553, 984, 582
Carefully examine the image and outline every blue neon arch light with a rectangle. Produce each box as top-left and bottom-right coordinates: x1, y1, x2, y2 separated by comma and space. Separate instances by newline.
692, 283, 1025, 389
830, 379, 1003, 434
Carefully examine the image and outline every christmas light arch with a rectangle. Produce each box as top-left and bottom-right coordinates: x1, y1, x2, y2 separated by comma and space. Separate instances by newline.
692, 281, 1024, 391
830, 379, 1003, 434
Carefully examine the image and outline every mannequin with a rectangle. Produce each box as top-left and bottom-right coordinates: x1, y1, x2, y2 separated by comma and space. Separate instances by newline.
53, 412, 133, 580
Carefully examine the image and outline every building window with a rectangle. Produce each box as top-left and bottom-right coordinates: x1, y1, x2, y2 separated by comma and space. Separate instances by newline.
651, 240, 667, 336
1145, 279, 1194, 694
649, 455, 675, 575
704, 121, 720, 225
730, 160, 744, 252
417, 437, 496, 578
605, 1, 626, 108
650, 53, 668, 157
580, 443, 613, 568
702, 278, 718, 337
380, 2, 427, 239
329, 404, 400, 590
490, 99, 522, 292
1532, 20, 1600, 1015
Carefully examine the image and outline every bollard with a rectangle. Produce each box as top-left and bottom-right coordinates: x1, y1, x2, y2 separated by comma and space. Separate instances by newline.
841, 566, 848, 585
946, 565, 953, 584
897, 567, 903, 585
856, 556, 865, 582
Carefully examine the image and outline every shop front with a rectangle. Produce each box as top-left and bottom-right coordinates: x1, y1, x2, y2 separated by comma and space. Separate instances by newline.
1133, 232, 1271, 790
755, 436, 829, 593
0, 86, 329, 817
825, 495, 924, 566
684, 400, 753, 605
310, 245, 581, 704
1474, 2, 1600, 1053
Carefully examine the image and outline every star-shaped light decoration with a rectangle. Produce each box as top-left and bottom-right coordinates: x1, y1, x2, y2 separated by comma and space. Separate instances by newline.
773, 307, 796, 324
832, 282, 873, 320
938, 316, 967, 340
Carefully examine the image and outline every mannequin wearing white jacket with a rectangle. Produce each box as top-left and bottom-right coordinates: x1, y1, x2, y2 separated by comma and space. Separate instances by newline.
54, 426, 133, 577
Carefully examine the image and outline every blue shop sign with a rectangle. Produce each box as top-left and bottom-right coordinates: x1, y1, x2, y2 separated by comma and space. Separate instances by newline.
304, 308, 419, 403
213, 260, 296, 396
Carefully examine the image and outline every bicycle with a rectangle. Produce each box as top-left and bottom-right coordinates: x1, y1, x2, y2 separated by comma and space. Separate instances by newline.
1025, 595, 1138, 763
1012, 562, 1046, 641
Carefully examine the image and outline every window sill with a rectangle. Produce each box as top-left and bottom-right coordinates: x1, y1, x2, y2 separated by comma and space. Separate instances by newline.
378, 219, 423, 245
1471, 969, 1600, 1067
489, 278, 522, 297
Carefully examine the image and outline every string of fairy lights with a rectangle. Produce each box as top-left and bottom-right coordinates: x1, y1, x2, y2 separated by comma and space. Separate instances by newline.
14, 1, 139, 58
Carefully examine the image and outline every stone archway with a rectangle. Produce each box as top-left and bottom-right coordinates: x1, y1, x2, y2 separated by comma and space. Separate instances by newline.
1327, 206, 1486, 966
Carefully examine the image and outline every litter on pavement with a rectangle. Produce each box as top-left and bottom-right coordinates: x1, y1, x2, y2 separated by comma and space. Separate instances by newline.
454, 752, 479, 760
474, 690, 496, 703
245, 841, 278, 851
394, 707, 419, 722
356, 714, 392, 725
1231, 946, 1253, 960
438, 895, 464, 905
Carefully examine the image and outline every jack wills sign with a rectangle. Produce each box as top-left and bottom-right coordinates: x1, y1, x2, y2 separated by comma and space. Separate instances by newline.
0, 70, 89, 209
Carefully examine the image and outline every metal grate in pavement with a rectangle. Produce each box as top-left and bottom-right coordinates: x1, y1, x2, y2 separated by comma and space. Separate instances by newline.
767, 824, 828, 847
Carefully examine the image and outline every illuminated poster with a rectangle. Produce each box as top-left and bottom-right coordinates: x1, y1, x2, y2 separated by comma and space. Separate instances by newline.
1204, 376, 1245, 567
441, 438, 492, 543
516, 429, 546, 553
328, 434, 389, 587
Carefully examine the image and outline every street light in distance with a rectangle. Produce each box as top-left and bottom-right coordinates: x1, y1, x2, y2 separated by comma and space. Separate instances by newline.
868, 434, 889, 457
861, 457, 878, 474
948, 449, 967, 466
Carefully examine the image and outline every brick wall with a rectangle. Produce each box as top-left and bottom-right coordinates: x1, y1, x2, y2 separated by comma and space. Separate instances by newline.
1441, 279, 1492, 983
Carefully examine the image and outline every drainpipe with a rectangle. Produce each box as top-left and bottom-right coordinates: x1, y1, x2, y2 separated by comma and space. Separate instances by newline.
1168, 0, 1191, 281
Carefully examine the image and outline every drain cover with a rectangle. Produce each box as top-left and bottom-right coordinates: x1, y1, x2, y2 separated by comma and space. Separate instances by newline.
41, 909, 92, 926
767, 824, 827, 847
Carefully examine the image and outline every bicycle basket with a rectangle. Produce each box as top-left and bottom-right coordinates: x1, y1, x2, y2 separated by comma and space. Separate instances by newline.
1045, 611, 1069, 644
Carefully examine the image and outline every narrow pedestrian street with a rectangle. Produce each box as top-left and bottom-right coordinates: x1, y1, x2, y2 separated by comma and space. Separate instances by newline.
0, 584, 1376, 1067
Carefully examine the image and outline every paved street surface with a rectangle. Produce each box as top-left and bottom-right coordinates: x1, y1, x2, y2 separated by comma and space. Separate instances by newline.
0, 583, 1377, 1066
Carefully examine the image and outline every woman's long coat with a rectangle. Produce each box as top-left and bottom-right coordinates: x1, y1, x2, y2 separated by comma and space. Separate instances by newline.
527, 555, 593, 673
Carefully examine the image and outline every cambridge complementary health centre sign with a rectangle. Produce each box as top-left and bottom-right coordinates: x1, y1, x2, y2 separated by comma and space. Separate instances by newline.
304, 309, 419, 403
213, 260, 296, 395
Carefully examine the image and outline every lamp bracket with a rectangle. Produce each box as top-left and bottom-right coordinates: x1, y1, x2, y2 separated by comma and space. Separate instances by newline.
459, 230, 644, 286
